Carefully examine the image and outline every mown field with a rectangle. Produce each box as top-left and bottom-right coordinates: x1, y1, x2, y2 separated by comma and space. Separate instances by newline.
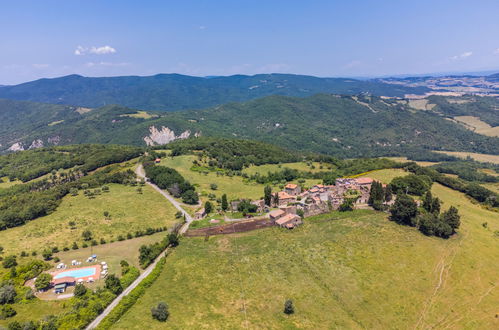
111, 169, 499, 329
0, 183, 178, 255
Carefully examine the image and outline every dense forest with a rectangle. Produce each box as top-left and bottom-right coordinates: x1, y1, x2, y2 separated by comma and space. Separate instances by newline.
2, 94, 498, 158
0, 145, 142, 182
0, 73, 429, 110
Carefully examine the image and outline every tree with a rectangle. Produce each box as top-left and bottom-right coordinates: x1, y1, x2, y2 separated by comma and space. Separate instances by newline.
283, 299, 294, 315
339, 199, 354, 212
441, 206, 460, 231
42, 249, 53, 261
431, 197, 441, 214
384, 185, 393, 202
264, 186, 272, 206
418, 213, 438, 236
168, 233, 179, 247
71, 242, 79, 250
151, 302, 169, 321
368, 181, 385, 210
105, 274, 123, 295
0, 285, 16, 304
390, 194, 418, 226
422, 191, 433, 212
73, 284, 87, 297
205, 201, 213, 214
181, 190, 199, 205
2, 256, 17, 269
273, 192, 279, 207
35, 273, 52, 291
0, 246, 3, 254
175, 211, 183, 218
70, 188, 78, 196
210, 183, 218, 190
221, 194, 228, 211
82, 230, 93, 241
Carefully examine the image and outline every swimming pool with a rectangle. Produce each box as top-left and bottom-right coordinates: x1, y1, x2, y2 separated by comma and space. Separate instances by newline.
54, 267, 97, 279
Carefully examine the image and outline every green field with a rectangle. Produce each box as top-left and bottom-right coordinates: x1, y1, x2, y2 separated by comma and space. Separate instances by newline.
435, 151, 499, 164
0, 183, 178, 255
111, 169, 499, 329
242, 162, 330, 175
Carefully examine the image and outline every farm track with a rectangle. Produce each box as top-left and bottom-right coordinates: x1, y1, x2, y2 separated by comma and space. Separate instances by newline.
85, 164, 192, 329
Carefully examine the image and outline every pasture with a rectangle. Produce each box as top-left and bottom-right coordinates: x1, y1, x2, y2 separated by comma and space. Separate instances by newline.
0, 183, 178, 255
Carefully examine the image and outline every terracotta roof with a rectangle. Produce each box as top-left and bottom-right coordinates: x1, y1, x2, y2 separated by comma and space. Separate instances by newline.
285, 183, 298, 189
285, 223, 295, 229
275, 213, 299, 225
52, 277, 76, 285
269, 209, 285, 218
355, 177, 374, 184
278, 191, 294, 200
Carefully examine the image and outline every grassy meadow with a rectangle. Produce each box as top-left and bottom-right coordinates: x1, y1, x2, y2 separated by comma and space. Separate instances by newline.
242, 162, 329, 175
435, 151, 499, 164
111, 168, 499, 329
0, 183, 178, 255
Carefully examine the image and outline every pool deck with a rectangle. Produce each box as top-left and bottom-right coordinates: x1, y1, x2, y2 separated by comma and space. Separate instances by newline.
51, 265, 102, 282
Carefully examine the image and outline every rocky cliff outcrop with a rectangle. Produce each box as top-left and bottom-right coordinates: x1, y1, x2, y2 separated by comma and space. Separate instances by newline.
8, 142, 24, 151
143, 126, 197, 146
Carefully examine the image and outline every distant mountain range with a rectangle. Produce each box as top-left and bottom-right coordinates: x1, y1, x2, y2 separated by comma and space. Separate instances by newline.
1, 94, 497, 157
0, 73, 430, 111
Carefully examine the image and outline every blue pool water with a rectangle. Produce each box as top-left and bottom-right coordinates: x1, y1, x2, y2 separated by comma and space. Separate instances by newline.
54, 267, 96, 279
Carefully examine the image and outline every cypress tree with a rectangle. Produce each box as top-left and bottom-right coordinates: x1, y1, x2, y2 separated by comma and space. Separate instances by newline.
221, 194, 228, 211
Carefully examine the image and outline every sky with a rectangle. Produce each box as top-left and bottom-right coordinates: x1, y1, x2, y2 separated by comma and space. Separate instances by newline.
1, 0, 499, 84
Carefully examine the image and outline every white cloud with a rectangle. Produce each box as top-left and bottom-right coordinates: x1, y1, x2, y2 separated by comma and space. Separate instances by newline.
450, 51, 473, 60
75, 45, 117, 55
85, 61, 129, 67
199, 25, 206, 30
494, 48, 499, 54
343, 60, 362, 70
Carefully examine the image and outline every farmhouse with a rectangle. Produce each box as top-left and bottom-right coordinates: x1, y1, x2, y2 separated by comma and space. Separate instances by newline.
194, 208, 206, 220
275, 213, 302, 228
284, 183, 301, 196
52, 277, 76, 294
269, 209, 285, 221
277, 191, 296, 206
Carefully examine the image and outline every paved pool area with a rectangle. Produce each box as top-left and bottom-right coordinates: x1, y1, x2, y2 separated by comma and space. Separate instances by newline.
53, 265, 101, 281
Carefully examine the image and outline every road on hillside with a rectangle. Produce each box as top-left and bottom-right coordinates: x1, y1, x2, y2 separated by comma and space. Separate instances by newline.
85, 164, 193, 329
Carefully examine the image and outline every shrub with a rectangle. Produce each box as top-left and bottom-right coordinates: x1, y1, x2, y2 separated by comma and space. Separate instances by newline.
105, 275, 123, 295
151, 302, 169, 322
0, 285, 17, 304
284, 299, 294, 315
74, 284, 87, 297
0, 305, 16, 320
2, 256, 17, 269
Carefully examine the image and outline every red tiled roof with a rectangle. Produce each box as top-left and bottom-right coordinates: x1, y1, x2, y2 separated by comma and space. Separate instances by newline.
52, 277, 76, 285
355, 177, 374, 184
285, 183, 298, 189
269, 209, 285, 218
278, 191, 294, 200
275, 213, 299, 225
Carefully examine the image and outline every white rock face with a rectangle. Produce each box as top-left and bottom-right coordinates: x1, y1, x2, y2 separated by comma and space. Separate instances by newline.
143, 126, 194, 146
29, 139, 44, 149
8, 142, 24, 152
48, 136, 61, 145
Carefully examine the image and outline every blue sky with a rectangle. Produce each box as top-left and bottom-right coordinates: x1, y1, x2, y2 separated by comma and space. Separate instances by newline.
1, 0, 499, 84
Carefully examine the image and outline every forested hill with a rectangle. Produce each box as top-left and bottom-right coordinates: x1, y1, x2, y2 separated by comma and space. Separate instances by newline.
0, 73, 429, 111
2, 94, 497, 158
